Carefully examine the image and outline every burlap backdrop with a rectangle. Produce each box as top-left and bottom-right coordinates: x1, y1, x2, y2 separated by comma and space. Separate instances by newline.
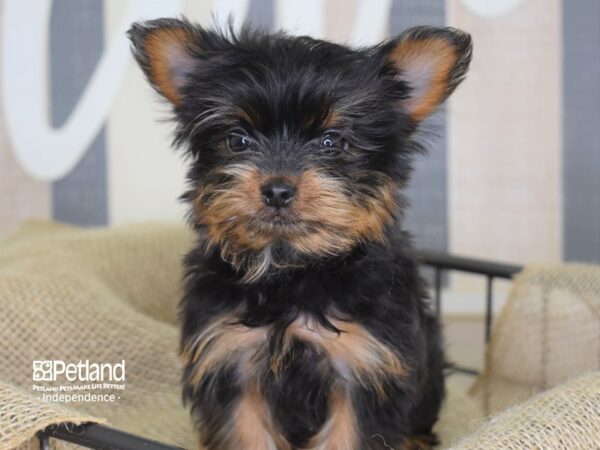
1, 221, 598, 449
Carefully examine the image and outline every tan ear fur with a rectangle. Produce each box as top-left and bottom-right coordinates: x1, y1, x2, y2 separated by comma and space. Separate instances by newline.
128, 19, 200, 106
143, 27, 194, 105
388, 27, 472, 121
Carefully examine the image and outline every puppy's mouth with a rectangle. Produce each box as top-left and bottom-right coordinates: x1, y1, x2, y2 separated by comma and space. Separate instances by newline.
257, 208, 301, 229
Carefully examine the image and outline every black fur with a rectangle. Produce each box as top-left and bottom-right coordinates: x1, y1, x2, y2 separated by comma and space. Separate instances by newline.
128, 18, 471, 450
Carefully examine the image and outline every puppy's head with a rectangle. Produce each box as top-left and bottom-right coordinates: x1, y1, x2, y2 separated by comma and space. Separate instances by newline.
128, 19, 472, 282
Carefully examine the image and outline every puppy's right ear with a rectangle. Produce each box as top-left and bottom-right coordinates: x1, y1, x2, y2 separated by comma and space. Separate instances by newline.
128, 18, 202, 106
384, 27, 472, 122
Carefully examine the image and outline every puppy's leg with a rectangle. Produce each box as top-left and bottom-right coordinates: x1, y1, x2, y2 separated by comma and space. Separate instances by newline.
182, 317, 291, 450
187, 368, 293, 450
289, 317, 409, 450
230, 381, 291, 450
305, 386, 358, 450
403, 312, 445, 449
189, 374, 290, 450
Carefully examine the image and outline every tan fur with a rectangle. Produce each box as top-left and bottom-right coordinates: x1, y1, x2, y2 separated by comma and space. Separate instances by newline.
294, 170, 396, 251
401, 434, 437, 450
390, 37, 457, 121
323, 110, 341, 129
232, 381, 291, 450
183, 312, 405, 396
184, 313, 406, 449
193, 164, 272, 281
183, 317, 287, 449
144, 28, 192, 106
304, 387, 358, 450
236, 108, 256, 127
182, 315, 267, 387
194, 164, 266, 251
285, 316, 406, 398
193, 165, 397, 282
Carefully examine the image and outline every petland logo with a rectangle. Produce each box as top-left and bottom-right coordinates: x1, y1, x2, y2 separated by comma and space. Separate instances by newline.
33, 360, 126, 382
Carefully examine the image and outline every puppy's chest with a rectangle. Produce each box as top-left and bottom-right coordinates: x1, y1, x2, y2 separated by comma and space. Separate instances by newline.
182, 313, 406, 391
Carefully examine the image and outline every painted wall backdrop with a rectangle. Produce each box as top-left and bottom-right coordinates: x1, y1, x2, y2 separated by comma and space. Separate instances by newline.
1, 0, 599, 274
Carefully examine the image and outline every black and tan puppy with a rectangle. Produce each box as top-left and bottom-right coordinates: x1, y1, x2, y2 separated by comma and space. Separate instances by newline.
129, 18, 471, 450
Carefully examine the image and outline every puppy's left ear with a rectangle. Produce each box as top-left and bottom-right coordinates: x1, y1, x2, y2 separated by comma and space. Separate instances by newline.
385, 26, 472, 122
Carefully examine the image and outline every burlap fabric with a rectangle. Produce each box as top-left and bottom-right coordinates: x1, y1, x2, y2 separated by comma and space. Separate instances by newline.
0, 221, 196, 449
1, 221, 599, 449
451, 371, 600, 449
0, 380, 102, 450
472, 263, 600, 415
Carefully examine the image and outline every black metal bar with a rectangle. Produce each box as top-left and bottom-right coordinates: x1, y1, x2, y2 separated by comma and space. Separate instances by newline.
42, 423, 185, 450
434, 267, 442, 317
485, 275, 494, 342
419, 252, 522, 375
420, 250, 521, 279
447, 366, 481, 376
38, 432, 50, 450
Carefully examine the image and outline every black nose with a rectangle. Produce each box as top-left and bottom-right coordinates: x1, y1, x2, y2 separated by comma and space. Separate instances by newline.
261, 181, 296, 208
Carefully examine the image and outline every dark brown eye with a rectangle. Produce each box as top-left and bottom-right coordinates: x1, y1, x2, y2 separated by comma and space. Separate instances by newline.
227, 131, 252, 152
320, 132, 345, 151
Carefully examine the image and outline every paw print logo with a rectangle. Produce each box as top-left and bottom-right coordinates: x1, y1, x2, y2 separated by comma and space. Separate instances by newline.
32, 361, 53, 381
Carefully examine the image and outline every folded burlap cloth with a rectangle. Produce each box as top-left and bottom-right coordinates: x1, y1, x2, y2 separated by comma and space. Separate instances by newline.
0, 221, 598, 449
455, 262, 600, 449
0, 221, 195, 449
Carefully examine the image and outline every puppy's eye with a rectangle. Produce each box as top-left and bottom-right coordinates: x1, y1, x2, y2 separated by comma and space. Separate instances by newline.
320, 132, 346, 152
227, 131, 253, 152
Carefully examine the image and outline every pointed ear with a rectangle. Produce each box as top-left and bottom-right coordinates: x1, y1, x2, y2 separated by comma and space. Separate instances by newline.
386, 27, 472, 122
128, 18, 202, 106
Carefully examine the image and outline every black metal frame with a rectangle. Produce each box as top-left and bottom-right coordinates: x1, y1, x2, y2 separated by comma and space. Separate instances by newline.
420, 251, 522, 376
37, 251, 522, 450
38, 423, 185, 450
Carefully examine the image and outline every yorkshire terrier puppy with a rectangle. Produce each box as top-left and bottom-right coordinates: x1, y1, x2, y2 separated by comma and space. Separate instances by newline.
129, 18, 471, 450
